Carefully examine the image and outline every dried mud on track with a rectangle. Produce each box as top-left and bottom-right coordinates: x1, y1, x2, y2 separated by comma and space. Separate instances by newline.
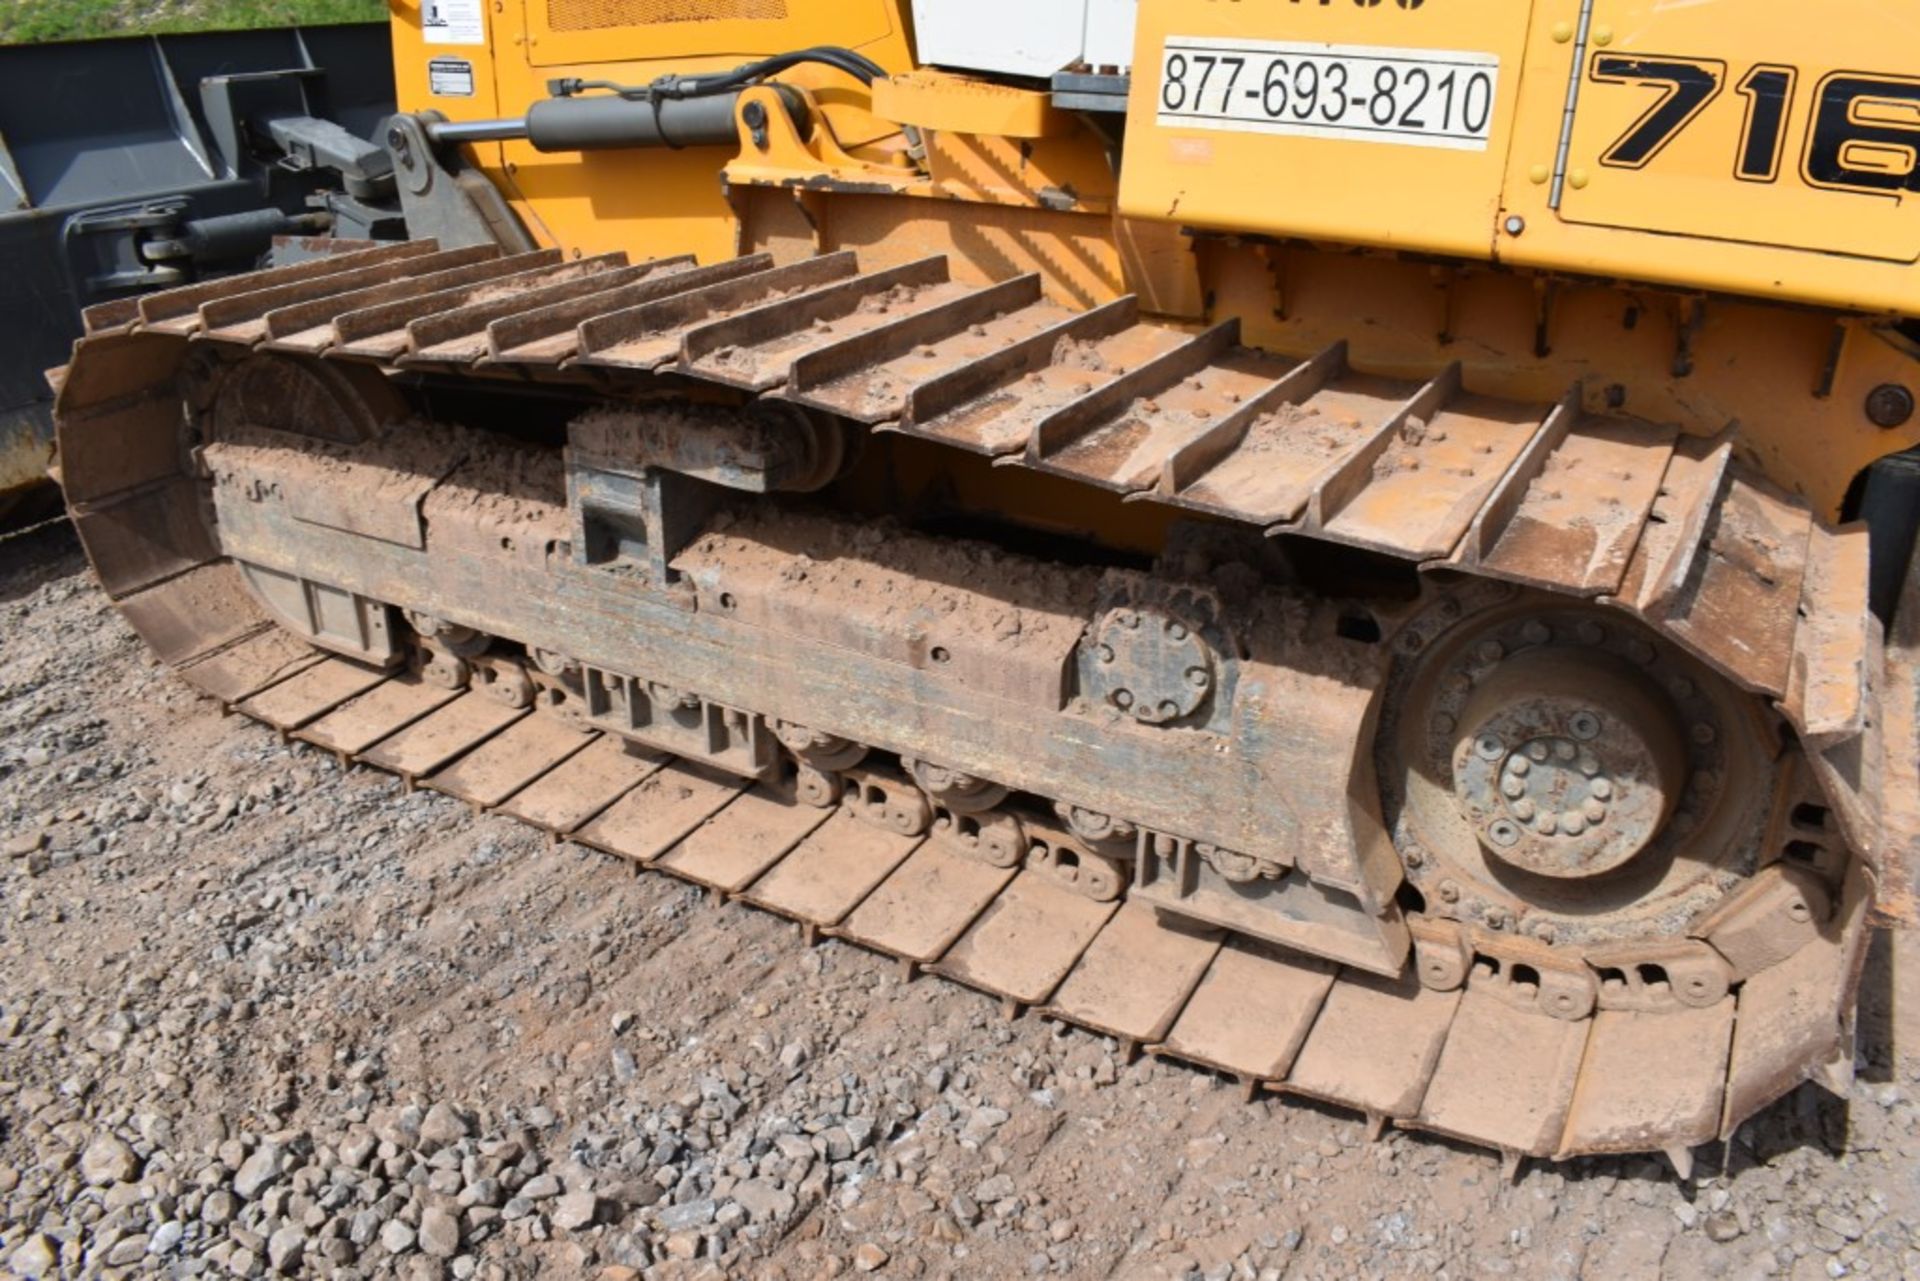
3, 519, 1920, 1281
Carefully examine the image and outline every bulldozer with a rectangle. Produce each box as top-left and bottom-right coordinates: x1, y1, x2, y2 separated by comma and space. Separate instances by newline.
47, 0, 1920, 1176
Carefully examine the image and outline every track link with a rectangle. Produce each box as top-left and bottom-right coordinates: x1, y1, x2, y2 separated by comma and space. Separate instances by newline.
54, 239, 1898, 1175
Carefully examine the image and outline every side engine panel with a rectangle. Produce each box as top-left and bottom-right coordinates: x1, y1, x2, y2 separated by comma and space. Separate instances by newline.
1119, 0, 1920, 317
386, 0, 917, 267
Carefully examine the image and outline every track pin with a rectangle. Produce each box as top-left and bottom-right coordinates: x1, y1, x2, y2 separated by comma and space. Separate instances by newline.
1239, 1076, 1260, 1104
897, 957, 917, 983
1119, 1037, 1141, 1065
799, 921, 821, 948
1500, 1149, 1524, 1183
1364, 1112, 1387, 1143
999, 996, 1022, 1023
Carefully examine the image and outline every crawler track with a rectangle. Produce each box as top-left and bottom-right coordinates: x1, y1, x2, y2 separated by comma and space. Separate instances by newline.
54, 240, 1894, 1174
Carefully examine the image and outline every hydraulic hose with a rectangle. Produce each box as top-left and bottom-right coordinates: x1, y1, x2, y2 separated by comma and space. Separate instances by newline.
548, 45, 889, 102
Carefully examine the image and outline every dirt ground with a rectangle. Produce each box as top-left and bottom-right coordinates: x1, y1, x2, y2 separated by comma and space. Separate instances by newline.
3, 517, 1919, 1281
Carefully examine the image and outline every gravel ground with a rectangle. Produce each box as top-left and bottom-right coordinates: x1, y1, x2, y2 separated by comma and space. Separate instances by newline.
3, 517, 1919, 1281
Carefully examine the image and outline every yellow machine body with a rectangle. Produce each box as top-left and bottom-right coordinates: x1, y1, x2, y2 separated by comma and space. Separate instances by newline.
1120, 0, 1920, 317
388, 0, 917, 266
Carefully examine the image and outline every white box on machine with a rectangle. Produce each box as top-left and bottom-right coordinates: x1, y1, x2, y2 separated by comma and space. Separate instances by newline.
910, 0, 1136, 77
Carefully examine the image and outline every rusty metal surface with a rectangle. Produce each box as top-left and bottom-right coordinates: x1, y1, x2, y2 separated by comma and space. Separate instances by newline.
576, 253, 862, 372
402, 254, 638, 368
1558, 1000, 1733, 1158
323, 253, 574, 361
1309, 387, 1550, 561
1285, 969, 1461, 1120
1415, 984, 1590, 1158
48, 243, 1903, 1169
1041, 904, 1220, 1045
737, 808, 922, 926
358, 693, 526, 783
1154, 939, 1334, 1081
114, 564, 272, 668
175, 628, 321, 705
238, 656, 390, 730
299, 676, 462, 760
1651, 474, 1813, 696
654, 778, 835, 893
495, 735, 665, 835
1786, 523, 1874, 748
200, 246, 506, 345
423, 716, 598, 808
678, 259, 966, 392
135, 242, 435, 334
1721, 865, 1875, 1137
833, 839, 1020, 963
572, 760, 746, 864
104, 248, 1853, 712
264, 253, 538, 354
1457, 414, 1680, 596
927, 873, 1118, 1006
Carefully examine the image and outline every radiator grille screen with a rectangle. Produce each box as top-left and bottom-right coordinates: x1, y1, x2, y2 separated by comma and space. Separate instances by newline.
547, 0, 789, 31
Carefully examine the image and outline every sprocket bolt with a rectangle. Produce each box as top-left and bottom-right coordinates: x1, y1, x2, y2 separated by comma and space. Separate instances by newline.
1568, 711, 1602, 741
